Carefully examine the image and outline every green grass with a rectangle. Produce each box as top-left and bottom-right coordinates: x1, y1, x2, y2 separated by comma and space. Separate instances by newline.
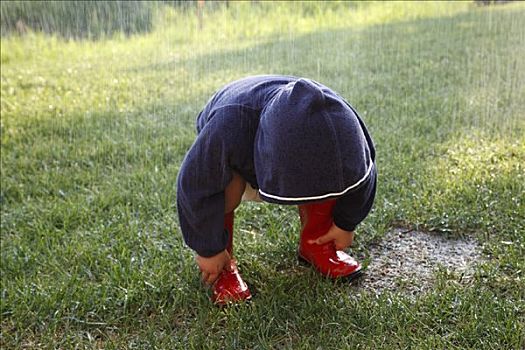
1, 1, 524, 348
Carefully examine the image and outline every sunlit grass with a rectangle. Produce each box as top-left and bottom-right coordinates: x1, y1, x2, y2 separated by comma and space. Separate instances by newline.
397, 135, 525, 234
1, 1, 525, 348
0, 1, 475, 124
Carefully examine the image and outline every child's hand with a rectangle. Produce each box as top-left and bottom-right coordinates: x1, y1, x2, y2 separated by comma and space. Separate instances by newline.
195, 250, 231, 285
308, 223, 355, 250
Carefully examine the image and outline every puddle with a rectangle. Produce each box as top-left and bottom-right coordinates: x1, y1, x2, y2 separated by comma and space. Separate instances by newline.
353, 230, 484, 296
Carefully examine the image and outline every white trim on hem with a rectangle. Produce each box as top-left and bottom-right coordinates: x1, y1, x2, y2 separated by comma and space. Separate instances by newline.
258, 159, 374, 202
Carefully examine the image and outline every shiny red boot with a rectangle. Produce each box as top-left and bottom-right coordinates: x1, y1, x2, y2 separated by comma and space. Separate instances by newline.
298, 200, 362, 279
211, 211, 252, 306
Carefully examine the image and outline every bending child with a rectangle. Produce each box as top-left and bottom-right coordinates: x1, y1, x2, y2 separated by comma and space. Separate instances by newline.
177, 75, 377, 305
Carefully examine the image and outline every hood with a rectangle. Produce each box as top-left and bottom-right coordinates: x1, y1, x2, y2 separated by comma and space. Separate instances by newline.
254, 78, 373, 204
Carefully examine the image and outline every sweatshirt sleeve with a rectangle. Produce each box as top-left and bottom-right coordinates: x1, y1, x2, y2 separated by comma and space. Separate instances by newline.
176, 116, 233, 257
333, 163, 377, 232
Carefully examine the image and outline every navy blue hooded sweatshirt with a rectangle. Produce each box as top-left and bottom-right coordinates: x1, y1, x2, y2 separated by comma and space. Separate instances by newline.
177, 75, 376, 257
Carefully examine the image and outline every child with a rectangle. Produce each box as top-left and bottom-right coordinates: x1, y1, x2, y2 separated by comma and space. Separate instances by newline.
177, 75, 376, 305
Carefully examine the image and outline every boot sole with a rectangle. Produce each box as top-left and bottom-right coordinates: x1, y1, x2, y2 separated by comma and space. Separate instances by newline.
297, 254, 364, 282
213, 281, 256, 308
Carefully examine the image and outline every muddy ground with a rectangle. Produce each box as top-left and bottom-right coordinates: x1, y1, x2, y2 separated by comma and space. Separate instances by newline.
353, 230, 484, 296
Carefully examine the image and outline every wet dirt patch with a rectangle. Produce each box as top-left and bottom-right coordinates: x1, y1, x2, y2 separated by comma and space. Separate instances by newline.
353, 229, 484, 296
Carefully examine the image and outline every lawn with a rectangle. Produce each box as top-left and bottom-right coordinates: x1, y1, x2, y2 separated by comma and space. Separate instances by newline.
1, 1, 524, 349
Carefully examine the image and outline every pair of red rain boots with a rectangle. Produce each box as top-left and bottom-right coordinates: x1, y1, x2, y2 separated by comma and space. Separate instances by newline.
211, 200, 362, 306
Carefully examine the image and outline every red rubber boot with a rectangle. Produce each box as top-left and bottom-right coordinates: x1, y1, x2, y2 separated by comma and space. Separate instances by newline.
211, 211, 252, 306
298, 200, 362, 279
